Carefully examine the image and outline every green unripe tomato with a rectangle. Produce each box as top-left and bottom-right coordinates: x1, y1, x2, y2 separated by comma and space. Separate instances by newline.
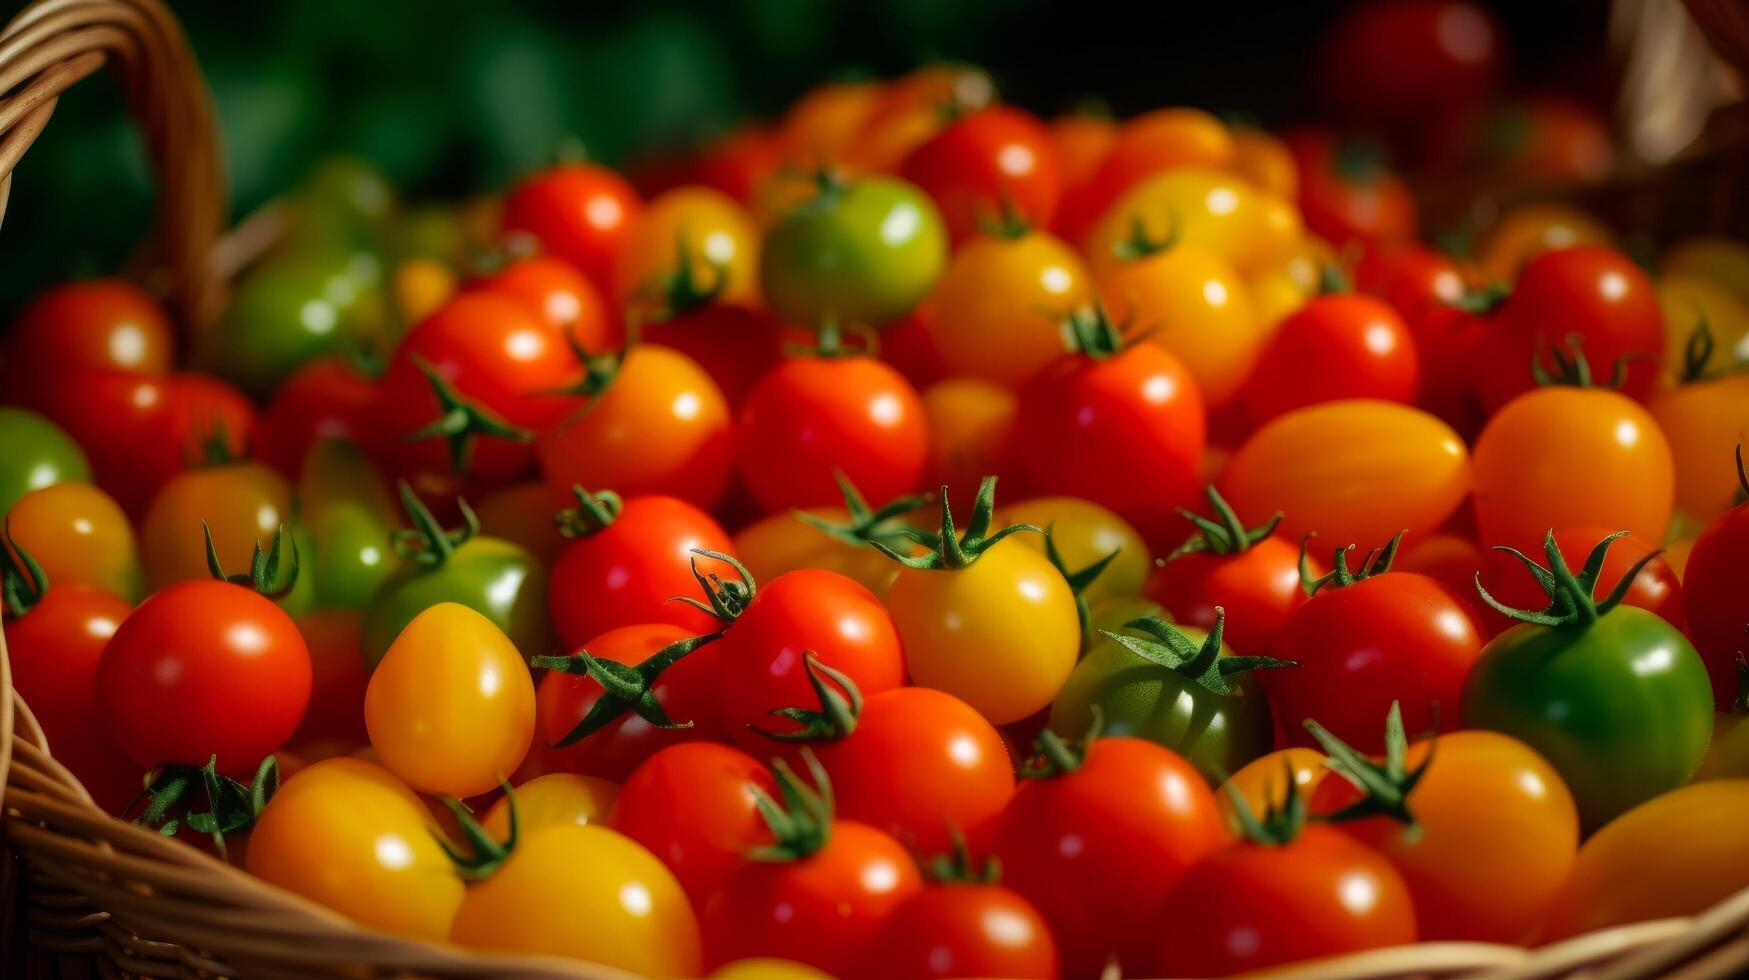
760, 176, 947, 327
0, 408, 90, 521
361, 535, 548, 668
310, 503, 401, 610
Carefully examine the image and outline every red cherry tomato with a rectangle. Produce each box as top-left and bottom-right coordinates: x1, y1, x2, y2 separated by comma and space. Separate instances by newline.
288, 609, 370, 753
1264, 559, 1482, 753
865, 881, 1060, 980
138, 373, 260, 503
1286, 130, 1418, 247
30, 369, 169, 515
1144, 493, 1313, 655
736, 354, 927, 515
1244, 292, 1420, 424
991, 736, 1228, 977
1683, 468, 1749, 710
693, 126, 785, 206
899, 105, 1063, 246
97, 579, 311, 776
548, 492, 734, 650
472, 254, 613, 355
1473, 246, 1665, 411
376, 292, 581, 483
2, 279, 174, 411
1010, 333, 1206, 551
258, 357, 381, 478
611, 742, 776, 909
1316, 0, 1503, 133
713, 569, 906, 754
536, 623, 724, 782
501, 163, 642, 292
643, 302, 788, 409
1479, 527, 1683, 637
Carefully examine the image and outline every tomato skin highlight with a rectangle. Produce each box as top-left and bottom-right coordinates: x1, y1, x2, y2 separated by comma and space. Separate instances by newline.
501, 163, 642, 292
1145, 535, 1307, 654
1243, 292, 1420, 424
899, 105, 1063, 247
863, 882, 1061, 980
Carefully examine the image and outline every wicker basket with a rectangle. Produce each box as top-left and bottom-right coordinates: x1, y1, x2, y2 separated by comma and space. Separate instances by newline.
3, 1, 1749, 978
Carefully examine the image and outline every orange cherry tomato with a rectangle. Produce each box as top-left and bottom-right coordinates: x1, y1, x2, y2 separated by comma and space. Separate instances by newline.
140, 461, 293, 590
926, 229, 1092, 387
1471, 385, 1674, 547
473, 254, 613, 355
1476, 203, 1613, 283
4, 482, 143, 601
1230, 126, 1299, 199
777, 80, 887, 170
921, 378, 1018, 508
1048, 111, 1118, 190
1097, 244, 1263, 409
1222, 400, 1472, 549
1084, 168, 1299, 278
615, 186, 762, 313
1651, 374, 1749, 521
482, 772, 618, 839
1216, 747, 1328, 833
1055, 108, 1235, 245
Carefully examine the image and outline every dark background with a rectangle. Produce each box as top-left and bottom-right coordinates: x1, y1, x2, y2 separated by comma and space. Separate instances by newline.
0, 0, 1612, 314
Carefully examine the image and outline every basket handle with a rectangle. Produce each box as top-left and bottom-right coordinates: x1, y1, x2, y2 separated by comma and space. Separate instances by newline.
0, 0, 228, 330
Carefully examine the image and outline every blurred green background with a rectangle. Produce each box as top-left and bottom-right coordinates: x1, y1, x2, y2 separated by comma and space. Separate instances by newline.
0, 0, 1608, 315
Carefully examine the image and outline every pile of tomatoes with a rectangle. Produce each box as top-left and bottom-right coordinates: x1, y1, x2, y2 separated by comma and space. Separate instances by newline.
5, 59, 1749, 980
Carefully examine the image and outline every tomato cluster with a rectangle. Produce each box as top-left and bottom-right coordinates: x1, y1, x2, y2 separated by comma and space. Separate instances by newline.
4, 57, 1749, 980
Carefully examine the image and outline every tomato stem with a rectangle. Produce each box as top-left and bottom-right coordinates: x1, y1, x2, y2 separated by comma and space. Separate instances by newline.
747, 750, 835, 862
672, 548, 757, 623
1019, 708, 1103, 779
1303, 701, 1431, 833
1111, 212, 1180, 262
390, 480, 477, 567
554, 485, 624, 538
0, 527, 49, 616
1167, 484, 1283, 560
402, 354, 533, 474
923, 828, 1002, 885
795, 470, 931, 554
1299, 530, 1405, 596
1475, 529, 1663, 628
751, 652, 862, 743
132, 754, 280, 861
435, 780, 518, 880
531, 632, 719, 747
203, 521, 300, 598
1042, 525, 1122, 653
871, 476, 1038, 571
1222, 756, 1310, 847
1102, 608, 1297, 696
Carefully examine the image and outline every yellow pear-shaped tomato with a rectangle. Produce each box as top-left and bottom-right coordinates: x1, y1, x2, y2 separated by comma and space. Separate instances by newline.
1097, 244, 1263, 408
246, 757, 463, 941
482, 772, 618, 839
449, 824, 701, 978
998, 496, 1151, 605
615, 186, 762, 312
365, 602, 535, 798
1222, 399, 1472, 549
926, 230, 1093, 387
1084, 168, 1300, 276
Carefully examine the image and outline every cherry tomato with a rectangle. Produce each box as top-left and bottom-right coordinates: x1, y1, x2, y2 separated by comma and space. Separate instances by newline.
1222, 399, 1472, 551
450, 823, 700, 978
0, 408, 91, 522
642, 301, 787, 408
1542, 780, 1749, 939
1, 279, 173, 410
777, 80, 886, 170
28, 370, 164, 516
1053, 108, 1234, 247
258, 356, 381, 479
1474, 246, 1665, 411
736, 353, 926, 514
1684, 463, 1749, 709
612, 742, 776, 908
926, 229, 1092, 387
548, 491, 731, 649
992, 735, 1227, 977
1471, 385, 1674, 547
140, 461, 293, 590
1096, 244, 1263, 409
1291, 132, 1418, 247
732, 505, 909, 598
1266, 548, 1481, 753
366, 602, 536, 798
247, 757, 463, 940
1479, 527, 1682, 635
694, 127, 784, 207
1475, 203, 1613, 283
1009, 327, 1206, 551
537, 623, 724, 781
921, 378, 1017, 508
899, 105, 1062, 246
1462, 97, 1614, 186
1047, 111, 1116, 191
1217, 747, 1328, 833
501, 162, 642, 291
714, 568, 905, 749
865, 878, 1060, 980
1000, 496, 1150, 606
1084, 168, 1299, 278
759, 175, 947, 328
616, 186, 762, 312
481, 772, 617, 840
1315, 0, 1502, 132
1652, 374, 1749, 522
288, 608, 370, 753
1144, 490, 1311, 655
470, 481, 566, 567
473, 253, 613, 354
538, 344, 733, 510
4, 482, 142, 601
130, 373, 260, 504
1244, 292, 1419, 424
1231, 125, 1299, 199
1665, 236, 1749, 309
98, 578, 311, 775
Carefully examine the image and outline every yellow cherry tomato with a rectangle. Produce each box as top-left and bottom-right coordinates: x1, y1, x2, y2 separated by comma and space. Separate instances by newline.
393, 256, 457, 326
449, 824, 701, 978
1230, 127, 1299, 200
926, 230, 1092, 387
1543, 780, 1749, 939
4, 481, 143, 601
1221, 400, 1472, 549
1476, 203, 1613, 283
365, 602, 535, 798
711, 958, 837, 980
616, 186, 762, 312
141, 461, 292, 589
1084, 168, 1300, 276
1659, 273, 1749, 377
1246, 236, 1338, 330
473, 480, 568, 567
1217, 747, 1328, 833
733, 507, 903, 597
483, 772, 618, 839
921, 377, 1017, 508
999, 496, 1151, 605
246, 757, 463, 941
1097, 244, 1264, 408
884, 535, 1080, 725
1650, 374, 1749, 521
1472, 386, 1674, 547
1663, 236, 1749, 309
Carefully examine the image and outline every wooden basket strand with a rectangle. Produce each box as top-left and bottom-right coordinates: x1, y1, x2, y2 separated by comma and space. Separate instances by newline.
2, 0, 1749, 977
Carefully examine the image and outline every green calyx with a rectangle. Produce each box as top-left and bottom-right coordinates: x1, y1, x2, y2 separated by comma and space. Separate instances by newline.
403, 355, 533, 474
135, 755, 279, 861
1476, 529, 1662, 628
752, 652, 862, 743
1331, 137, 1387, 185
1737, 444, 1749, 503
1059, 304, 1132, 361
204, 522, 300, 598
1168, 484, 1283, 560
1732, 650, 1749, 715
544, 334, 628, 407
747, 750, 835, 862
1448, 282, 1511, 316
923, 829, 1002, 885
1020, 708, 1103, 780
1304, 701, 1433, 835
973, 195, 1033, 241
530, 632, 719, 747
390, 481, 477, 567
1317, 263, 1352, 296
787, 318, 880, 359
641, 234, 730, 322
1044, 524, 1122, 653
186, 419, 244, 469
1300, 530, 1404, 596
435, 782, 517, 880
1102, 608, 1297, 696
1679, 318, 1716, 384
1531, 333, 1637, 390
1111, 212, 1180, 262
672, 548, 758, 623
796, 470, 931, 555
1222, 756, 1310, 847
555, 485, 624, 538
873, 476, 1038, 571
1, 527, 48, 616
